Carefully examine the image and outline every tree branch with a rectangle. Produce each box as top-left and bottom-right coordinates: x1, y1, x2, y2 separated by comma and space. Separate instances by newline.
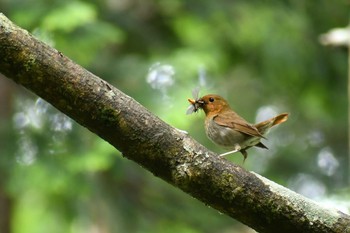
0, 14, 349, 233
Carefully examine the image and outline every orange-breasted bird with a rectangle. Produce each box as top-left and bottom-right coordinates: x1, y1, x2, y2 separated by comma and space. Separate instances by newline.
187, 94, 288, 162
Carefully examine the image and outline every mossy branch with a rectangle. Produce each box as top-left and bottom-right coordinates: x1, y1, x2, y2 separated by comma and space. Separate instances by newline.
0, 14, 349, 233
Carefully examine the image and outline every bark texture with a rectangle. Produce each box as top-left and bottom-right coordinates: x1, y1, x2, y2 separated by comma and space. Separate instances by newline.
0, 14, 349, 233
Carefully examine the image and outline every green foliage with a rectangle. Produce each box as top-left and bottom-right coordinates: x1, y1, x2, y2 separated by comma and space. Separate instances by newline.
1, 0, 350, 232
9, 0, 124, 65
41, 1, 96, 32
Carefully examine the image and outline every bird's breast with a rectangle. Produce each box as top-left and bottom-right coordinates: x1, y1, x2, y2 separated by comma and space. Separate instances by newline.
205, 117, 246, 148
205, 117, 263, 150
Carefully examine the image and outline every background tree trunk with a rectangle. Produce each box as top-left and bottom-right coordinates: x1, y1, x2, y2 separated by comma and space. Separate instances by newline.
0, 76, 14, 233
0, 13, 349, 233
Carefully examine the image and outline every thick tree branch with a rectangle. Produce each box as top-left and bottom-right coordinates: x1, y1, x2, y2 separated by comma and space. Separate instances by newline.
0, 14, 349, 233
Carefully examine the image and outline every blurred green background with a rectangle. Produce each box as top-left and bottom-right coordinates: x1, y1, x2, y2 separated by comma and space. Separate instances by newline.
1, 0, 350, 232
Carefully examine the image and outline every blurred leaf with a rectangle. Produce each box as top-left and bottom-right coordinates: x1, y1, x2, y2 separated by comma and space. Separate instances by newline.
41, 1, 96, 32
66, 139, 116, 173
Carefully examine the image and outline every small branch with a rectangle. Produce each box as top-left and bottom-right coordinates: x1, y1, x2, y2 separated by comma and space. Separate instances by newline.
0, 14, 349, 233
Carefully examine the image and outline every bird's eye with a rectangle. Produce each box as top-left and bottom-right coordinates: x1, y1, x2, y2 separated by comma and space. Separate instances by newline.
209, 97, 215, 102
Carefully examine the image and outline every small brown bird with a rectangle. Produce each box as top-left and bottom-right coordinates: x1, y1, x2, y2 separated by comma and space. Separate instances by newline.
187, 94, 288, 162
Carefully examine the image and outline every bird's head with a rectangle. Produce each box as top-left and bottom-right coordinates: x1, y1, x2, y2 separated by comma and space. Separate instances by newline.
188, 94, 230, 115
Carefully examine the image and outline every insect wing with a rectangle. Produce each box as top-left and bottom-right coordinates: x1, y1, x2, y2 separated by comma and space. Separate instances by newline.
186, 104, 195, 115
192, 86, 200, 100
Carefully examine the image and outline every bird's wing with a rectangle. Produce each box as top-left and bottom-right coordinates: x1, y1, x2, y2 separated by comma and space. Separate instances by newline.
213, 111, 265, 138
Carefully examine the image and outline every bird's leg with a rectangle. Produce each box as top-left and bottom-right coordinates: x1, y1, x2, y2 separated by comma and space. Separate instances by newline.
219, 150, 239, 157
219, 144, 241, 157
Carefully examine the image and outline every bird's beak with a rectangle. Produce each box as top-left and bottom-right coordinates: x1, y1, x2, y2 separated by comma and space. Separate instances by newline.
188, 98, 205, 105
197, 99, 205, 105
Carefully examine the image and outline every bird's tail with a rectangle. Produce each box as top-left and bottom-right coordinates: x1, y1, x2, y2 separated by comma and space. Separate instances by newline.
254, 113, 289, 135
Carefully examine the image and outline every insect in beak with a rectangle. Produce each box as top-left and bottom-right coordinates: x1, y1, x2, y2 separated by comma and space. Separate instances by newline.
186, 87, 202, 115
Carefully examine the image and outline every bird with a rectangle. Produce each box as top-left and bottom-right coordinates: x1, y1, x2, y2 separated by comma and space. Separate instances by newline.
187, 94, 288, 162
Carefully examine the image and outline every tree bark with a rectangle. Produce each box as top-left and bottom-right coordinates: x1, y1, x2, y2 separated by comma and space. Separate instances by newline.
0, 13, 349, 233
